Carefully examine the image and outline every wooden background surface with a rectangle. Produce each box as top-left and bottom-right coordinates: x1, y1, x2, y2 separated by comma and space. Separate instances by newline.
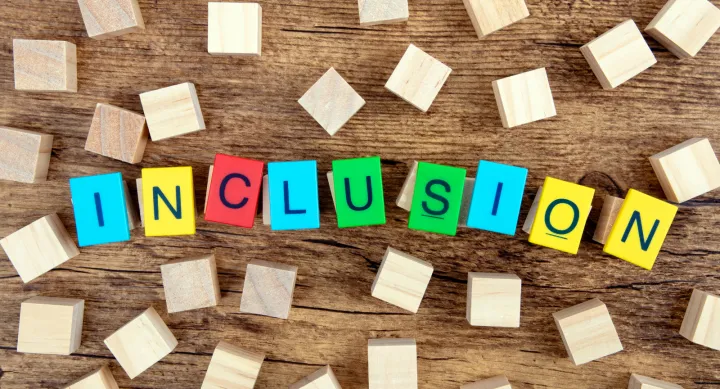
1, 0, 719, 388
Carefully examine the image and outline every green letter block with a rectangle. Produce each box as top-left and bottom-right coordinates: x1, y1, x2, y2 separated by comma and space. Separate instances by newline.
332, 156, 386, 228
408, 162, 466, 236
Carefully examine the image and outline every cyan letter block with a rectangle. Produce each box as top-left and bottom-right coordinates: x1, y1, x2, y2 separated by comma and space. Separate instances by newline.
69, 172, 130, 247
466, 161, 528, 235
268, 160, 320, 230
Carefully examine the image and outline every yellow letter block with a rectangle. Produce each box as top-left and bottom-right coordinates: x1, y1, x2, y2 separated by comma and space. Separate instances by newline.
529, 177, 594, 254
142, 166, 196, 236
603, 189, 677, 270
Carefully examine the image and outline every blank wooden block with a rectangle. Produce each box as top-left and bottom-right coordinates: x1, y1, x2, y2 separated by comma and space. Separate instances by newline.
139, 82, 206, 141
358, 0, 409, 26
262, 174, 270, 225
289, 365, 342, 389
553, 298, 623, 365
161, 254, 221, 313
240, 260, 298, 319
104, 306, 178, 379
13, 39, 77, 92
371, 247, 433, 313
77, 0, 145, 39
208, 2, 262, 55
580, 20, 657, 89
64, 365, 120, 389
0, 126, 53, 183
592, 195, 623, 244
298, 68, 366, 136
467, 273, 521, 327
202, 340, 265, 389
396, 161, 419, 211
123, 180, 141, 230
385, 44, 452, 112
368, 338, 417, 389
203, 165, 214, 214
521, 186, 542, 233
628, 373, 683, 389
1, 213, 80, 283
492, 68, 556, 128
646, 0, 720, 58
84, 103, 148, 164
136, 177, 145, 226
17, 296, 84, 355
462, 376, 512, 389
462, 0, 529, 38
679, 289, 720, 350
457, 178, 476, 227
649, 138, 720, 203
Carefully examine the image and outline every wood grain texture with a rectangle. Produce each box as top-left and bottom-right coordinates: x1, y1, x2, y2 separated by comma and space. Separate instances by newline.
289, 365, 342, 389
139, 82, 205, 141
592, 194, 624, 244
646, 0, 720, 58
13, 39, 77, 92
77, 0, 145, 40
461, 0, 529, 38
467, 272, 522, 328
63, 365, 120, 389
649, 137, 720, 203
629, 373, 684, 389
298, 67, 366, 136
461, 375, 512, 389
679, 289, 720, 350
0, 125, 53, 183
17, 296, 84, 355
358, 0, 409, 26
492, 67, 556, 128
84, 103, 148, 164
368, 338, 418, 389
160, 253, 220, 313
239, 259, 298, 319
385, 44, 452, 112
201, 340, 265, 389
371, 247, 433, 313
1, 0, 720, 388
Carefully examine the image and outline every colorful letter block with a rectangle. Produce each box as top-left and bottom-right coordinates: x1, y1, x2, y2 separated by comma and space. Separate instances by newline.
385, 44, 452, 112
17, 296, 84, 355
63, 365, 120, 389
603, 189, 677, 270
679, 289, 720, 350
649, 138, 720, 203
298, 67, 366, 136
646, 0, 720, 58
408, 162, 466, 236
208, 2, 262, 56
141, 166, 196, 237
0, 126, 53, 183
629, 373, 683, 389
70, 172, 131, 247
202, 340, 265, 389
529, 177, 594, 254
268, 160, 320, 230
160, 254, 221, 313
13, 39, 77, 92
205, 154, 264, 228
553, 298, 623, 365
368, 338, 418, 389
332, 156, 386, 228
77, 0, 145, 40
289, 365, 342, 389
467, 161, 527, 235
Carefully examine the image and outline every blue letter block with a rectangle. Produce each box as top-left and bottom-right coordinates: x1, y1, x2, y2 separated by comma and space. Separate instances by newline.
268, 160, 320, 231
69, 172, 130, 247
466, 161, 528, 235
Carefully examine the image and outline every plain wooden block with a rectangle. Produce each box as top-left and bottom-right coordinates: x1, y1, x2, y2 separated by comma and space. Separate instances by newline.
262, 174, 270, 225
521, 186, 542, 233
462, 376, 512, 389
462, 0, 529, 38
553, 298, 623, 365
84, 103, 148, 164
77, 0, 145, 39
580, 20, 657, 89
240, 260, 298, 319
385, 44, 452, 112
136, 177, 145, 226
17, 296, 84, 355
396, 161, 419, 211
457, 178, 476, 227
298, 68, 366, 136
646, 0, 720, 58
208, 2, 262, 55
326, 171, 337, 208
203, 165, 214, 214
104, 306, 178, 379
139, 82, 206, 141
202, 340, 265, 389
358, 0, 409, 26
289, 365, 342, 389
492, 68, 556, 128
0, 126, 53, 183
123, 180, 141, 230
679, 289, 720, 350
371, 247, 433, 313
64, 365, 120, 389
628, 373, 683, 389
592, 195, 623, 244
1, 213, 80, 283
467, 273, 521, 327
161, 254, 221, 313
13, 39, 77, 92
649, 138, 720, 203
368, 338, 417, 389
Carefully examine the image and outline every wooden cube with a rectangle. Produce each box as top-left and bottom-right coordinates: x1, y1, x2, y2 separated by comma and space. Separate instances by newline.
492, 68, 556, 128
0, 126, 53, 183
358, 0, 409, 26
628, 373, 683, 389
396, 161, 419, 211
240, 260, 298, 319
580, 20, 657, 89
262, 174, 270, 225
553, 298, 623, 365
592, 195, 623, 244
13, 39, 77, 92
1, 213, 80, 283
457, 178, 476, 227
64, 365, 120, 389
649, 138, 720, 203
467, 273, 521, 327
17, 296, 84, 355
385, 44, 452, 112
289, 365, 342, 389
84, 103, 148, 164
521, 186, 542, 233
371, 247, 433, 313
462, 376, 512, 389
136, 177, 145, 226
123, 180, 141, 230
462, 0, 529, 38
202, 340, 265, 389
368, 338, 417, 389
77, 0, 145, 40
104, 306, 178, 379
203, 164, 214, 214
161, 254, 221, 313
208, 2, 262, 56
646, 0, 720, 58
298, 68, 366, 136
679, 289, 720, 350
139, 82, 206, 141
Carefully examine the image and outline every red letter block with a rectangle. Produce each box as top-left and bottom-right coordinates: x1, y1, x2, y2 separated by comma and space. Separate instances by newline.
205, 154, 264, 228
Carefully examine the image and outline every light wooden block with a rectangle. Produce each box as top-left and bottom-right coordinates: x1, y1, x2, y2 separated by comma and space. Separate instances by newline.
553, 298, 623, 365
628, 373, 683, 389
64, 365, 120, 389
1, 213, 80, 283
649, 138, 720, 203
521, 186, 542, 233
203, 165, 214, 214
467, 273, 521, 328
136, 177, 145, 226
240, 260, 298, 319
0, 126, 53, 183
161, 254, 221, 313
371, 247, 433, 313
17, 296, 84, 355
462, 376, 512, 389
679, 289, 720, 350
385, 44, 452, 112
457, 178, 476, 227
396, 161, 419, 211
208, 2, 262, 56
84, 103, 148, 164
646, 0, 720, 58
580, 20, 657, 89
358, 0, 409, 26
262, 174, 270, 225
104, 306, 178, 379
139, 82, 206, 141
299, 68, 366, 136
202, 340, 265, 389
77, 0, 145, 39
123, 180, 141, 230
368, 338, 417, 389
592, 195, 623, 244
492, 68, 556, 128
462, 0, 529, 38
13, 39, 77, 92
289, 365, 342, 389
